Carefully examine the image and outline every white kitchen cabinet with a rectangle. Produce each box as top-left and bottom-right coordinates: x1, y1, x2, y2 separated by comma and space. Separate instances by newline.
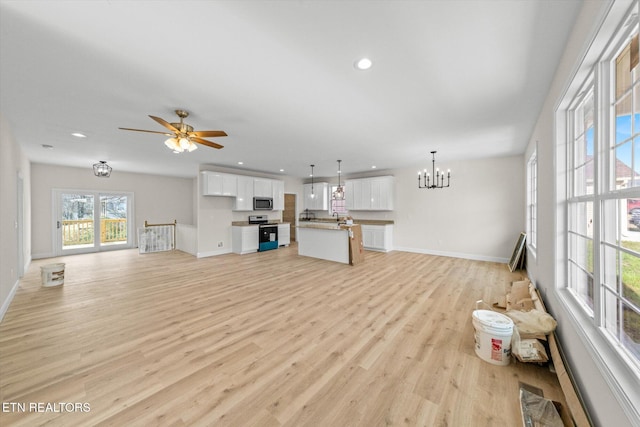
345, 181, 355, 210
234, 175, 255, 211
232, 225, 259, 254
345, 176, 394, 211
370, 177, 393, 210
272, 179, 285, 211
254, 178, 273, 197
303, 182, 328, 211
201, 171, 237, 196
277, 223, 290, 246
361, 224, 393, 252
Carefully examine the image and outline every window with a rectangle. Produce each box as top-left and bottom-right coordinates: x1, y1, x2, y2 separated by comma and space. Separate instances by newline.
330, 185, 348, 216
568, 85, 596, 311
564, 8, 640, 373
602, 31, 640, 366
526, 149, 538, 255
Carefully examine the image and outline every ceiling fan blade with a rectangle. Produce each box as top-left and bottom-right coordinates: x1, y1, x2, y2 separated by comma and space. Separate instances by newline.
190, 130, 228, 138
191, 137, 224, 149
119, 127, 173, 136
149, 115, 179, 132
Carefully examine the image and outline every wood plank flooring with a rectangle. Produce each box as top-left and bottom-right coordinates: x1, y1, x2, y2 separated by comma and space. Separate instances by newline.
0, 246, 566, 426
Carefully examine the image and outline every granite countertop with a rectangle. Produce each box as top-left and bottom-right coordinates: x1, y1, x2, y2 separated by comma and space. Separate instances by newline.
297, 222, 354, 230
232, 219, 393, 227
299, 218, 394, 226
231, 221, 289, 227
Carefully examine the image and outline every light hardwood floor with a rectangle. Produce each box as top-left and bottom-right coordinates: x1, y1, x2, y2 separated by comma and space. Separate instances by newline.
0, 246, 566, 426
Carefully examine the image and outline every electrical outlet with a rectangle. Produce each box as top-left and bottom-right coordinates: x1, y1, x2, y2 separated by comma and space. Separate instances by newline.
217, 241, 223, 247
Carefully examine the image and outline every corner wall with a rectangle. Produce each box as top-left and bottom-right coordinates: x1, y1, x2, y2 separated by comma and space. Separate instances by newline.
30, 163, 194, 259
0, 114, 31, 321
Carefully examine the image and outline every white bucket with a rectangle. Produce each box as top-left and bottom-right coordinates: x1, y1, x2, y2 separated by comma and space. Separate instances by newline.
41, 263, 65, 287
472, 309, 514, 366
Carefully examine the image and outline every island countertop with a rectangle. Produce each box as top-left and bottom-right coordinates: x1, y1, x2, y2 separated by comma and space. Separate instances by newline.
298, 219, 394, 226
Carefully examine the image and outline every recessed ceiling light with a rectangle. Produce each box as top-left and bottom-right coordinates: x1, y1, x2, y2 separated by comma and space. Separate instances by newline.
71, 132, 87, 138
42, 144, 54, 149
238, 161, 244, 165
371, 165, 377, 169
355, 57, 372, 70
279, 169, 285, 172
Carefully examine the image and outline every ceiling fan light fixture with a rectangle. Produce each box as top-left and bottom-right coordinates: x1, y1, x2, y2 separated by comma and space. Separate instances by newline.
165, 137, 180, 151
120, 109, 227, 153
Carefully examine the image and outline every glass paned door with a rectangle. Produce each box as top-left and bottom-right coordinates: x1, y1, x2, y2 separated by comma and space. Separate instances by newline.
56, 190, 133, 255
100, 195, 128, 248
60, 193, 95, 251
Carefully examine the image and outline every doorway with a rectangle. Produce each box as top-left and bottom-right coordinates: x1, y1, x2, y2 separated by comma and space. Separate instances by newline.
283, 193, 296, 242
54, 190, 134, 255
17, 174, 24, 278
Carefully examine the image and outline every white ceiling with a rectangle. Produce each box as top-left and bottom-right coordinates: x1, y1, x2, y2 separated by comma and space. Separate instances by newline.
0, 0, 582, 179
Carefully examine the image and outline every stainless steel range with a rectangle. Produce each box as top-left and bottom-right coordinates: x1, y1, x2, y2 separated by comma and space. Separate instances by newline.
248, 215, 278, 252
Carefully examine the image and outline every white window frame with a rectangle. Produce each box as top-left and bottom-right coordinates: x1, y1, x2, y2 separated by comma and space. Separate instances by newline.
526, 148, 538, 258
329, 185, 348, 216
555, 1, 640, 421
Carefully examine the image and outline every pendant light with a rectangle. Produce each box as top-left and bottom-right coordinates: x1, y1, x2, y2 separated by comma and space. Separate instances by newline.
310, 164, 316, 198
333, 160, 344, 200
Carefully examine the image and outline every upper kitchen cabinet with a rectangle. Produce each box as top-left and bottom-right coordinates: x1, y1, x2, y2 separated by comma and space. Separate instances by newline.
345, 176, 394, 211
202, 171, 285, 211
303, 182, 328, 211
272, 179, 284, 211
234, 175, 255, 211
254, 178, 273, 197
201, 171, 237, 197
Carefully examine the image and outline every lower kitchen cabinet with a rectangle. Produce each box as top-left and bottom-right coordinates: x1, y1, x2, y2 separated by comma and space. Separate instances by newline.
361, 224, 393, 252
231, 226, 259, 254
278, 223, 290, 246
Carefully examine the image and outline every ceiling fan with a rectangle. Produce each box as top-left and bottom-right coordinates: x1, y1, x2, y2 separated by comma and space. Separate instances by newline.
119, 109, 227, 153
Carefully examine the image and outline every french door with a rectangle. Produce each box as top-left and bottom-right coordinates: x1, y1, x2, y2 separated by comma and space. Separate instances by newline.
54, 190, 134, 255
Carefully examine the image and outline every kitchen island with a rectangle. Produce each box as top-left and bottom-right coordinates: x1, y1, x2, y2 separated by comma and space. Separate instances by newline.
297, 223, 363, 265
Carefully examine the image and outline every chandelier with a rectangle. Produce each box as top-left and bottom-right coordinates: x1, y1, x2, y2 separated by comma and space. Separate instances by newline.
332, 160, 345, 199
418, 151, 450, 189
93, 160, 112, 178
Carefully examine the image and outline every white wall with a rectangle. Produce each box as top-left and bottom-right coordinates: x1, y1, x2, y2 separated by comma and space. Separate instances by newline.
308, 156, 524, 262
30, 163, 195, 258
525, 1, 636, 425
393, 156, 524, 262
195, 165, 304, 257
0, 114, 31, 321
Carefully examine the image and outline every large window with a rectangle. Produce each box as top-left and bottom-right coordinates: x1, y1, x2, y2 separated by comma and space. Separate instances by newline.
603, 31, 640, 365
566, 13, 640, 372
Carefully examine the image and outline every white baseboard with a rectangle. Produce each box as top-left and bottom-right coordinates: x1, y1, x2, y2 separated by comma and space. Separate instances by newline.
0, 279, 20, 322
32, 252, 55, 260
197, 248, 233, 258
394, 246, 509, 264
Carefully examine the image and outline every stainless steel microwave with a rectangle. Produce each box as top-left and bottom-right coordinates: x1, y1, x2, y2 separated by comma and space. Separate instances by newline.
253, 197, 273, 210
